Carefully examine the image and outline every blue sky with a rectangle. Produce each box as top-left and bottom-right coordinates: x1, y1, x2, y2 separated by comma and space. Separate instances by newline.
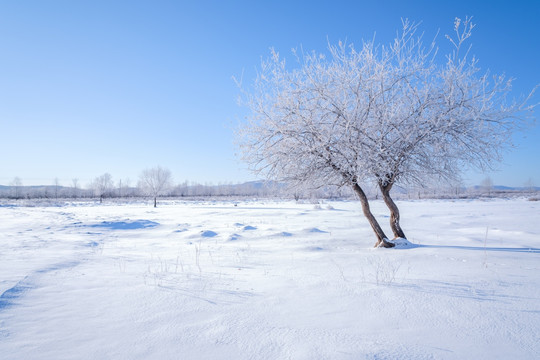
0, 0, 538, 187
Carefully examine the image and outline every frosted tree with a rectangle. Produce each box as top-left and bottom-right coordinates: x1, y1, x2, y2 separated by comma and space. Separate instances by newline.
92, 173, 113, 203
237, 18, 536, 247
138, 166, 172, 207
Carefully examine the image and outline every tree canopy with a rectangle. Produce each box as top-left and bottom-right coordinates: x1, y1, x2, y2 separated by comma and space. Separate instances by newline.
237, 18, 536, 247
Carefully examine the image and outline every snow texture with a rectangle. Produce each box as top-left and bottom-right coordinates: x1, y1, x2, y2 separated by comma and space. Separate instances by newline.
0, 198, 539, 359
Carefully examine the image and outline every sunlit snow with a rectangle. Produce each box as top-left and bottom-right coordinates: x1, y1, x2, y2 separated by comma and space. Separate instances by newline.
1, 198, 539, 359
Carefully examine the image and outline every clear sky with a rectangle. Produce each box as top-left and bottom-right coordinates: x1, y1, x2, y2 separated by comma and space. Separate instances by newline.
0, 0, 538, 188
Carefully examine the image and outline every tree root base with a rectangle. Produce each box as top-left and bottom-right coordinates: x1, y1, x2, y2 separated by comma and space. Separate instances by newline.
374, 238, 396, 248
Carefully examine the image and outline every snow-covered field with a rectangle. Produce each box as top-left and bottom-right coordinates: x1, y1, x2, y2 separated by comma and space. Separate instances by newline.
0, 198, 539, 359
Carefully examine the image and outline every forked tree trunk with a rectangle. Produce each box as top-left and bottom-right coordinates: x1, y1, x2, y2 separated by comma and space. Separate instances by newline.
379, 182, 406, 239
352, 183, 395, 248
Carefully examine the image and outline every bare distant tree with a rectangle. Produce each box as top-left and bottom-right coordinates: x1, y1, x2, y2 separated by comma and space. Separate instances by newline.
524, 178, 535, 192
117, 179, 123, 198
237, 18, 536, 247
138, 166, 172, 207
446, 178, 464, 198
92, 173, 113, 203
54, 178, 60, 200
72, 178, 79, 198
10, 177, 23, 199
481, 177, 494, 196
125, 178, 135, 197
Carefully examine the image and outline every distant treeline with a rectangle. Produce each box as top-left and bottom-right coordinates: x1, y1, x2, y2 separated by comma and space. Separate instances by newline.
0, 181, 347, 200
0, 181, 537, 201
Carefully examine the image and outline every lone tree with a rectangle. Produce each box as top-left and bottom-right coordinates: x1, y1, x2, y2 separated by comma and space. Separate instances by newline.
237, 18, 536, 247
138, 166, 172, 207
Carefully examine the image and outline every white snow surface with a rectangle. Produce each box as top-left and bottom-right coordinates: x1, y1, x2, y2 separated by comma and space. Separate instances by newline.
0, 198, 539, 359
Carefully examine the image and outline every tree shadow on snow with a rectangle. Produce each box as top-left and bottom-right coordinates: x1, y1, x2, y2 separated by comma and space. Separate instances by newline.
391, 239, 539, 253
417, 244, 540, 253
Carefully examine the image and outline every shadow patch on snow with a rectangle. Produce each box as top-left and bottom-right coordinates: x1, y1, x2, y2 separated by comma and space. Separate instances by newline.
305, 227, 328, 234
243, 225, 257, 231
229, 233, 241, 241
35, 261, 80, 274
201, 230, 218, 238
270, 231, 294, 237
0, 261, 80, 311
305, 246, 326, 251
0, 278, 32, 310
89, 220, 159, 230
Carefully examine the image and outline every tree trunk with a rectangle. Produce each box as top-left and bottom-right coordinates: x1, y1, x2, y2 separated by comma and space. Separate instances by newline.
352, 183, 395, 248
379, 182, 406, 239
154, 196, 157, 208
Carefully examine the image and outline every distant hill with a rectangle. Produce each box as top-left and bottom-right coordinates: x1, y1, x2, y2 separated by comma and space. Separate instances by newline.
471, 185, 540, 191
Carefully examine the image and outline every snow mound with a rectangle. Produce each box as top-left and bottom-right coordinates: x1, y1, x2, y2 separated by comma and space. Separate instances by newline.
391, 237, 416, 249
